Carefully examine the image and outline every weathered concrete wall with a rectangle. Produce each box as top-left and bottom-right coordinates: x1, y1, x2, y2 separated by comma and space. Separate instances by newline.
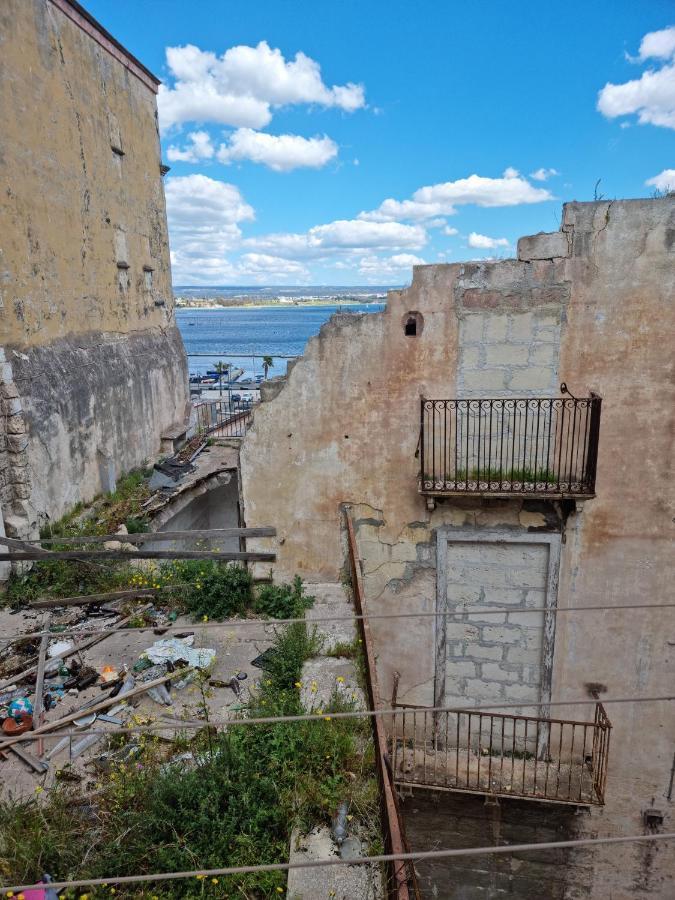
0, 0, 189, 536
241, 197, 675, 897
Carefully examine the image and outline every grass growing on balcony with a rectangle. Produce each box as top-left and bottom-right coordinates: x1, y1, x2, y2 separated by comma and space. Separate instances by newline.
424, 465, 558, 484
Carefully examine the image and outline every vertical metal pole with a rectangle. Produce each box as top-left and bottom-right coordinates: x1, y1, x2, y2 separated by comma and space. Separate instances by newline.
419, 398, 425, 489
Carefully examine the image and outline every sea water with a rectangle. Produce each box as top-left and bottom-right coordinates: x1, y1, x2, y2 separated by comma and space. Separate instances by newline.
176, 303, 386, 379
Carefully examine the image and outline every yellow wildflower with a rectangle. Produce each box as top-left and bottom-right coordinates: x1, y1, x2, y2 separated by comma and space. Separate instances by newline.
202, 615, 208, 622
336, 676, 345, 683
294, 681, 302, 688
211, 878, 219, 885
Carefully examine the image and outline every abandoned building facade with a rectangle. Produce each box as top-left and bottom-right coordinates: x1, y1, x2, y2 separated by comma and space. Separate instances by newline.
241, 197, 675, 897
0, 0, 189, 560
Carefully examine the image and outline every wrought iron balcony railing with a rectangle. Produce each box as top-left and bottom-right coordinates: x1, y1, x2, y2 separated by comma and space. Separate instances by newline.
390, 702, 611, 806
419, 389, 601, 497
194, 398, 257, 439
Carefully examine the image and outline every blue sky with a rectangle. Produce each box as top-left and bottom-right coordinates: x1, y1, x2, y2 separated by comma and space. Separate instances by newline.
89, 0, 675, 285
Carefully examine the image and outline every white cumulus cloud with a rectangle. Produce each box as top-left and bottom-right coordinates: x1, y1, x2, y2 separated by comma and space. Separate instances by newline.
468, 232, 510, 250
598, 27, 675, 129
443, 225, 459, 236
165, 174, 255, 283
238, 253, 310, 279
158, 41, 365, 133
637, 26, 675, 61
167, 130, 215, 163
645, 168, 675, 191
529, 167, 559, 182
216, 128, 338, 171
358, 253, 426, 280
359, 170, 552, 222
245, 220, 427, 259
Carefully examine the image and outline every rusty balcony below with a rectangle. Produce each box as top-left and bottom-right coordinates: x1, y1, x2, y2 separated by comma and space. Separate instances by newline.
390, 703, 611, 806
419, 392, 601, 498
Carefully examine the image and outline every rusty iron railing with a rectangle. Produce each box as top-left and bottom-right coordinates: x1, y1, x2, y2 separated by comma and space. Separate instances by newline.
194, 398, 256, 438
419, 390, 601, 497
389, 702, 611, 806
345, 511, 417, 900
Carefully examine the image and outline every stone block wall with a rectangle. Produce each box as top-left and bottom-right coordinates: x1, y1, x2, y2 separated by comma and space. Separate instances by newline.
0, 0, 189, 540
458, 308, 561, 396
443, 539, 548, 707
0, 349, 34, 543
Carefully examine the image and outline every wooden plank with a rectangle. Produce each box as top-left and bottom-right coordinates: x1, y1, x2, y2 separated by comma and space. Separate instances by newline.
3, 527, 276, 547
0, 535, 52, 555
29, 588, 158, 609
0, 671, 179, 753
9, 744, 49, 773
0, 606, 151, 693
34, 634, 49, 756
0, 549, 276, 562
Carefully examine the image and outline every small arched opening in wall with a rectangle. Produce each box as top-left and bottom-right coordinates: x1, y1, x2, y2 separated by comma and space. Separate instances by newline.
403, 311, 424, 337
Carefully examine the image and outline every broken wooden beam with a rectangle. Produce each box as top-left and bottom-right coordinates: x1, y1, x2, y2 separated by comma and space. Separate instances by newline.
29, 588, 158, 610
9, 744, 50, 773
3, 526, 276, 547
34, 634, 48, 756
0, 549, 276, 562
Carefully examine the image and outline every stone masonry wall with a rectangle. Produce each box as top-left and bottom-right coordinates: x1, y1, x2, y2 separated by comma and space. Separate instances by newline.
0, 0, 189, 537
458, 308, 561, 397
443, 539, 548, 707
241, 198, 675, 897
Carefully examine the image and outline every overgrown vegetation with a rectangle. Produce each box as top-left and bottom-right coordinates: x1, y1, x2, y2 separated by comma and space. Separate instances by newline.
163, 559, 254, 619
254, 575, 315, 619
4, 468, 153, 608
0, 624, 380, 898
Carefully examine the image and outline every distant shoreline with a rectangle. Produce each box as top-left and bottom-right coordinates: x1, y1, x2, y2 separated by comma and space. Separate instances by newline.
175, 298, 386, 311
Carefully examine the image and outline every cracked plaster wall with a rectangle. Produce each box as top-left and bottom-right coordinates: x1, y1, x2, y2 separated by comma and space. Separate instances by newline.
241, 197, 675, 897
0, 1, 189, 537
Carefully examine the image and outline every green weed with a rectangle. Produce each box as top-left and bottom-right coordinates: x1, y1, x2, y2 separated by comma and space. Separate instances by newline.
254, 575, 315, 619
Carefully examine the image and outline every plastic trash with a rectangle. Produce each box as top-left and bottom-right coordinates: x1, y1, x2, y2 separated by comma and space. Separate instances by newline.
47, 639, 73, 658
147, 682, 173, 706
332, 800, 349, 846
142, 637, 215, 670
8, 697, 33, 717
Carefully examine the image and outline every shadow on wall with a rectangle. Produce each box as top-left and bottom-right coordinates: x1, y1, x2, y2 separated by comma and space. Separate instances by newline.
144, 476, 240, 553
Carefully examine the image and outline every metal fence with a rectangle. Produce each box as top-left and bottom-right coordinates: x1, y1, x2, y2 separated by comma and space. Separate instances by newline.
194, 399, 256, 439
389, 702, 611, 806
419, 393, 601, 496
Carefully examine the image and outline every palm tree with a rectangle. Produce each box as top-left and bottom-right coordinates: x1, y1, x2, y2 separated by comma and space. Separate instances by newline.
213, 360, 230, 397
262, 355, 273, 380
